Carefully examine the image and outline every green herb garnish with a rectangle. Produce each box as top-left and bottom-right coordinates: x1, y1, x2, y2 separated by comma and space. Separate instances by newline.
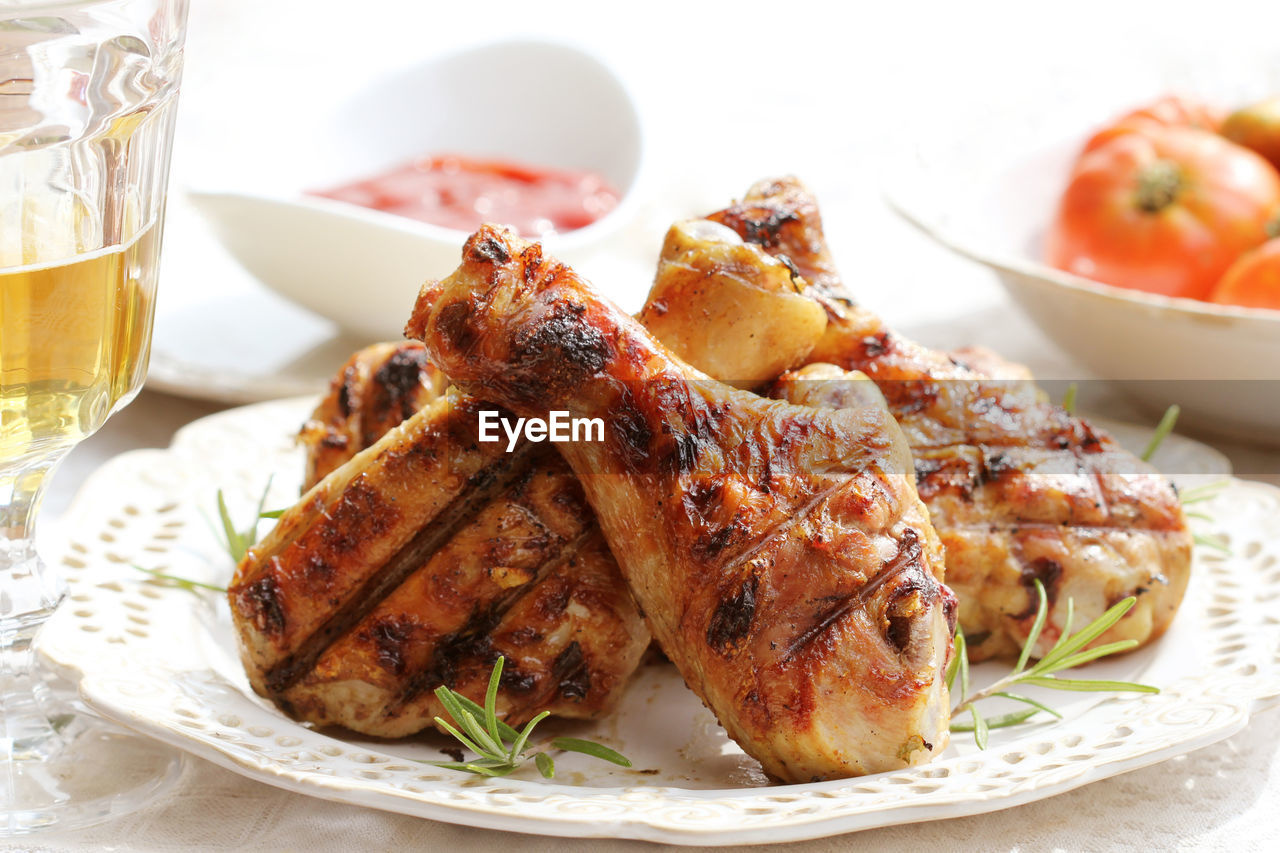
214, 476, 279, 563
133, 479, 282, 595
131, 564, 227, 594
1140, 404, 1180, 462
1176, 482, 1231, 554
1178, 480, 1229, 506
1193, 532, 1231, 553
948, 579, 1158, 749
1061, 382, 1078, 415
425, 656, 631, 778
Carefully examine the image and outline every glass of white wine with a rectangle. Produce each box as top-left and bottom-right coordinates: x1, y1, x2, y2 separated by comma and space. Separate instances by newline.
1, 0, 189, 835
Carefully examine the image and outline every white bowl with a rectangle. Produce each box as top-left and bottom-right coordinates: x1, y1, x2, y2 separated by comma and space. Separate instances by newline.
187, 39, 647, 341
888, 124, 1280, 447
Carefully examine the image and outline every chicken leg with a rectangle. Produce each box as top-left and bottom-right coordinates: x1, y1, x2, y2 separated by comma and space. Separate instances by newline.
407, 225, 955, 782
649, 177, 1191, 662
229, 380, 648, 737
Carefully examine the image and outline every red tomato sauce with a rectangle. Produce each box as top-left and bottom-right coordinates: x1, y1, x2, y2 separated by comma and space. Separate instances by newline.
309, 154, 621, 237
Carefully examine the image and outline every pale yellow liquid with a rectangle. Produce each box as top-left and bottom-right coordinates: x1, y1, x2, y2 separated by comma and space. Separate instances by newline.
0, 224, 159, 463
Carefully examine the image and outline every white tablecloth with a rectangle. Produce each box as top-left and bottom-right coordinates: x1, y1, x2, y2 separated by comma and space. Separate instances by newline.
15, 0, 1280, 848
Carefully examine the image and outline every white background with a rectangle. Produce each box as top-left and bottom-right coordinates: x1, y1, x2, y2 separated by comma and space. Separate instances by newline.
24, 0, 1280, 849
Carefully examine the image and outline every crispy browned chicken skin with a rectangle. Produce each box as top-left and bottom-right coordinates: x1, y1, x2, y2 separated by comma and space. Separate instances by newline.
407, 225, 955, 782
299, 340, 448, 489
229, 377, 648, 737
656, 177, 1192, 662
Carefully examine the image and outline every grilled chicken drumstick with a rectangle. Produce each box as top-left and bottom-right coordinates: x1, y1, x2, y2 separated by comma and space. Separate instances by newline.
299, 340, 448, 488
229, 369, 648, 737
407, 224, 956, 782
644, 177, 1192, 662
638, 219, 829, 389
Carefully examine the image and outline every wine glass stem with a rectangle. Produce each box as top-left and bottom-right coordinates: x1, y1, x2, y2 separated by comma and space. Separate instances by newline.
2, 454, 69, 761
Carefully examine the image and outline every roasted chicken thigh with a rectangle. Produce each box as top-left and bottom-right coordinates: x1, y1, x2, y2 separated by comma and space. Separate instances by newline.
229, 377, 648, 737
645, 177, 1192, 662
407, 224, 956, 782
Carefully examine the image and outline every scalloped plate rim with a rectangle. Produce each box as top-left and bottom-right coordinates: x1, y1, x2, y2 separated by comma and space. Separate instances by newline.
68, 677, 1269, 846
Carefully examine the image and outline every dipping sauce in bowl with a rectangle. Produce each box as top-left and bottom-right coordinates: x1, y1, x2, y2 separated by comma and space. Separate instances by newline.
308, 154, 621, 238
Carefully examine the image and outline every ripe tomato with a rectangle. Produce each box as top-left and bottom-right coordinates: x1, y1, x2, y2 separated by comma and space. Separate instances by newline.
1046, 125, 1280, 300
1208, 236, 1280, 309
1082, 95, 1224, 155
1221, 96, 1280, 171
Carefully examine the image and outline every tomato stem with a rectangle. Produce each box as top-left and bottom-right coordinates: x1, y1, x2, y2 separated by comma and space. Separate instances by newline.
1135, 159, 1183, 213
1266, 211, 1280, 240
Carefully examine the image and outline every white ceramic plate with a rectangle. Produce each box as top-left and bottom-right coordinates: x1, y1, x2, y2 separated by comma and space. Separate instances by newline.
39, 399, 1279, 845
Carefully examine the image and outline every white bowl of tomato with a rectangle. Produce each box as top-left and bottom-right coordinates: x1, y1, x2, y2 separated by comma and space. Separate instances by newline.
188, 38, 648, 342
890, 94, 1280, 448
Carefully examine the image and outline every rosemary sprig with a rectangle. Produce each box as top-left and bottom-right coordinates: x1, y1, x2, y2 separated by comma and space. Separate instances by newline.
131, 564, 227, 594
1060, 382, 1078, 415
425, 656, 631, 778
948, 579, 1158, 748
132, 480, 282, 595
1175, 481, 1231, 553
1140, 404, 1180, 462
1193, 533, 1231, 553
214, 476, 278, 563
1178, 480, 1229, 506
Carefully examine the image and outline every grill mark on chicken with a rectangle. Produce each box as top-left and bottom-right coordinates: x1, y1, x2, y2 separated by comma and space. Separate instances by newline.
469, 231, 511, 264
609, 380, 889, 578
263, 441, 543, 694
981, 450, 1017, 484
713, 203, 799, 250
387, 526, 597, 711
667, 401, 904, 577
878, 379, 937, 417
368, 616, 416, 675
694, 474, 855, 577
707, 574, 759, 653
414, 613, 500, 697
241, 575, 285, 637
552, 641, 591, 699
608, 385, 655, 470
435, 301, 479, 357
315, 482, 390, 559
508, 300, 611, 406
697, 523, 740, 559
781, 529, 925, 662
337, 367, 359, 419
884, 600, 916, 653
1015, 557, 1064, 618
372, 346, 434, 424
427, 267, 614, 411
666, 427, 703, 476
706, 180, 845, 300
862, 333, 890, 358
615, 379, 734, 477
913, 455, 965, 497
